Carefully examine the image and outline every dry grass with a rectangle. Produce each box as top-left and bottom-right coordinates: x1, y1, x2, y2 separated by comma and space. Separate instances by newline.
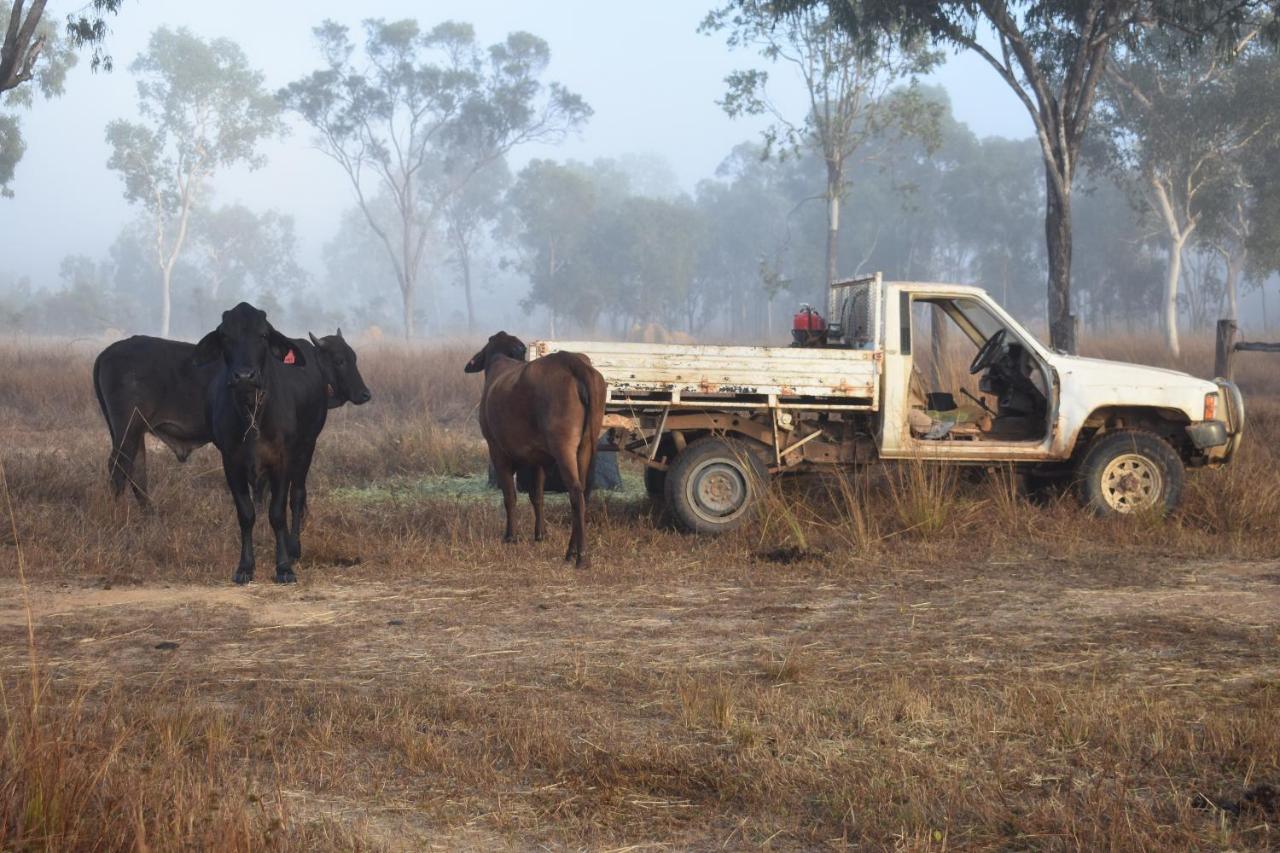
0, 334, 1278, 850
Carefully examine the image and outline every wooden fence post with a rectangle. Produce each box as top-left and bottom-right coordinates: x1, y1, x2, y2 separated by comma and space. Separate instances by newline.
1214, 319, 1238, 380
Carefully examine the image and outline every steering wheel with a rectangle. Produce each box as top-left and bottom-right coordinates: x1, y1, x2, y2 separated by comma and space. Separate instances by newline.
969, 328, 1008, 375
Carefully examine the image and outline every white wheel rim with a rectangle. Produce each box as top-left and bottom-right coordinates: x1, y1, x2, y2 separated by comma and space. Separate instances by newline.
1101, 453, 1163, 513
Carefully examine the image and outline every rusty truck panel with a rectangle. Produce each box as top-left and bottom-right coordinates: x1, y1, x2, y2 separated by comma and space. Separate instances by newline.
531, 340, 879, 410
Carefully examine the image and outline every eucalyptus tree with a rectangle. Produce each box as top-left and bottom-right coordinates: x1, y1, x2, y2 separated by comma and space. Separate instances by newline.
189, 204, 306, 303
2, 1, 74, 193
695, 143, 802, 338
766, 0, 1272, 352
105, 28, 281, 337
508, 158, 602, 335
442, 157, 510, 333
1, 0, 120, 193
604, 194, 705, 333
1195, 50, 1280, 326
281, 19, 590, 339
702, 1, 939, 303
1098, 27, 1273, 353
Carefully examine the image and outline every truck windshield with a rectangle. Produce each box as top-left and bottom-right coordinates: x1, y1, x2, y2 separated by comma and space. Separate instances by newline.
952, 298, 1005, 343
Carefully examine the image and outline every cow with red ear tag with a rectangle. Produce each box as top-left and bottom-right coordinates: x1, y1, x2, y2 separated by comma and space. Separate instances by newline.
197, 303, 340, 585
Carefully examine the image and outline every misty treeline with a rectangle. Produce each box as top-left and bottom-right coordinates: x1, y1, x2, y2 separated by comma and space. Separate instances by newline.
1, 4, 1279, 350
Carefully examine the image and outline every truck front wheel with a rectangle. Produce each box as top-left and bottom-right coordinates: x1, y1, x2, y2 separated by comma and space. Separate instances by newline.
1077, 430, 1184, 516
665, 437, 770, 534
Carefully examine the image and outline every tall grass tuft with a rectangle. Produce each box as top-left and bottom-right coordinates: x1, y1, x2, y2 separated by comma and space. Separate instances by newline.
886, 458, 961, 537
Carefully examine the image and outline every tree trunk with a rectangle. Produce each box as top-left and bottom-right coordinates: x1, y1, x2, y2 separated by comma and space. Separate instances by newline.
824, 159, 842, 297
401, 182, 415, 340
1224, 249, 1245, 324
459, 240, 475, 334
160, 266, 172, 338
1044, 167, 1075, 353
400, 276, 415, 340
1163, 236, 1186, 357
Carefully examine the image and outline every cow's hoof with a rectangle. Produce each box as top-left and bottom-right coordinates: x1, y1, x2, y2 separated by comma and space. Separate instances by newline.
274, 568, 297, 584
503, 535, 517, 544
534, 531, 545, 542
233, 569, 254, 585
576, 556, 592, 570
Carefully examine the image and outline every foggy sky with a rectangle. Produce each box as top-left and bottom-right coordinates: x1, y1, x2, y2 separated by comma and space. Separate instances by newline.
0, 0, 1031, 290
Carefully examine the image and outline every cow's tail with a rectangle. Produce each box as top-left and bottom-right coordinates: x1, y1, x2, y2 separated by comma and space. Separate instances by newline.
566, 356, 606, 497
92, 351, 114, 440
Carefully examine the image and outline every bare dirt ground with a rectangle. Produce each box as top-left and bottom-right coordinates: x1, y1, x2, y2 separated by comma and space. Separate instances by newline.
4, 548, 1279, 849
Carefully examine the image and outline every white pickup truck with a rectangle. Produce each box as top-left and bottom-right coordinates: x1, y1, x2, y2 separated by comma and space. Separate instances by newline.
531, 274, 1244, 534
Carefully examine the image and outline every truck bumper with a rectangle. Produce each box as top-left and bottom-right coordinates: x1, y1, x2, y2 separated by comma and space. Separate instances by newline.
1199, 379, 1245, 465
1186, 420, 1228, 449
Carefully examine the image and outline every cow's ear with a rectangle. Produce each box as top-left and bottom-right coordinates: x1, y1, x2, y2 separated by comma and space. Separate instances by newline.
192, 330, 222, 366
269, 328, 304, 366
464, 348, 486, 373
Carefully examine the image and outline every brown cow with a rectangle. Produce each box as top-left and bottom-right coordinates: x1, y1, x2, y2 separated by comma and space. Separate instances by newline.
465, 332, 606, 568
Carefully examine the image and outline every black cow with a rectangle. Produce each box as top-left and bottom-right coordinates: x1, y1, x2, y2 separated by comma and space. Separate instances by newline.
93, 336, 216, 506
195, 304, 372, 584
94, 329, 370, 507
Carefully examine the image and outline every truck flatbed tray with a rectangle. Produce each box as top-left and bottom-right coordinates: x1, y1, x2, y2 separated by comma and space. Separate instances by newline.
531, 340, 879, 410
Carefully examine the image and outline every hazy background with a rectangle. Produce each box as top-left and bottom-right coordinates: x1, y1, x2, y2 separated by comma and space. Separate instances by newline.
0, 1, 1026, 279
0, 0, 1273, 345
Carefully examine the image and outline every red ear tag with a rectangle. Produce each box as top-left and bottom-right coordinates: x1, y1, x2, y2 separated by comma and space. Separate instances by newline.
283, 349, 296, 365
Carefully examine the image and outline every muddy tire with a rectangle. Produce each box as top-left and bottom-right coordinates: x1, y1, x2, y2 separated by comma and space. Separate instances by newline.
643, 466, 667, 498
665, 437, 770, 535
1077, 430, 1184, 516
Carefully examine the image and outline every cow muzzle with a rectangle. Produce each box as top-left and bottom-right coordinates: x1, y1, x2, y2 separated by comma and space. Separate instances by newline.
228, 367, 260, 389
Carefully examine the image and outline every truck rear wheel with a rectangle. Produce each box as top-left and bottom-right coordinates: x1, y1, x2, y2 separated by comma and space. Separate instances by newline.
665, 437, 769, 534
1077, 430, 1184, 516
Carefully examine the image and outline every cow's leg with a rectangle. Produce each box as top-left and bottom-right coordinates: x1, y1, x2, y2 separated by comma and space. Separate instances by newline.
253, 472, 269, 512
530, 465, 546, 542
224, 460, 256, 585
127, 432, 149, 509
287, 444, 315, 562
268, 466, 295, 584
109, 414, 150, 509
492, 452, 518, 543
574, 438, 594, 568
554, 451, 589, 569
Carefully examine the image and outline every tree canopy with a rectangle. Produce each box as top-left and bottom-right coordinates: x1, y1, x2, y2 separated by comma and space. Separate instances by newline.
105, 27, 282, 336
280, 18, 591, 338
763, 0, 1274, 351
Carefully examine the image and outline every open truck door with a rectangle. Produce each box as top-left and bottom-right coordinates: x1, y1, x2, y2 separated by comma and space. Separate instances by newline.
878, 284, 1058, 461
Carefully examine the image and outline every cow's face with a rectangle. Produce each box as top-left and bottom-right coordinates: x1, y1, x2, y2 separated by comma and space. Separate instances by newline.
464, 331, 527, 373
310, 329, 372, 408
194, 302, 301, 390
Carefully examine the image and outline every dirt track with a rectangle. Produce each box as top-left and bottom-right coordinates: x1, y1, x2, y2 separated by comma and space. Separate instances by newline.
4, 553, 1277, 847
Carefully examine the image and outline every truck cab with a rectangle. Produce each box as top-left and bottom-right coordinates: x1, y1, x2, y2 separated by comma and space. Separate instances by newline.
533, 274, 1244, 532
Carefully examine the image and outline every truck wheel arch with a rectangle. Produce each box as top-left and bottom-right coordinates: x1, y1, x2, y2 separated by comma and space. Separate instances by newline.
1071, 406, 1192, 459
1076, 428, 1185, 515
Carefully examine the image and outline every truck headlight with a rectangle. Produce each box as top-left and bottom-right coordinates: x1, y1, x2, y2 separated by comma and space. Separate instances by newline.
1204, 392, 1218, 421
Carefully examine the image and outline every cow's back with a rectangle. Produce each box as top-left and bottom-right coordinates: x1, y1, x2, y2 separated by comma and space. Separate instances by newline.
95, 335, 215, 439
